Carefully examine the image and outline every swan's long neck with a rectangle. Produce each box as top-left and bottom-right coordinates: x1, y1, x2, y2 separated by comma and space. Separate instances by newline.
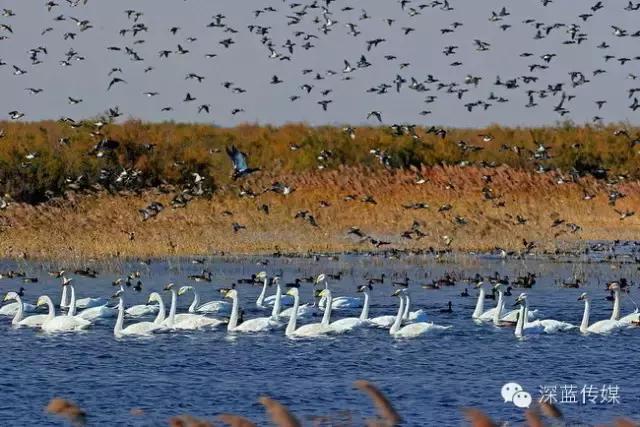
580, 299, 590, 333
402, 292, 411, 320
67, 285, 77, 316
60, 285, 68, 308
472, 287, 485, 318
153, 295, 166, 324
515, 304, 525, 338
321, 291, 332, 326
271, 282, 282, 320
390, 295, 405, 334
611, 290, 620, 320
285, 292, 299, 336
493, 290, 504, 325
256, 278, 268, 307
359, 291, 370, 321
45, 296, 55, 320
114, 297, 124, 336
166, 289, 177, 327
228, 293, 239, 331
11, 295, 24, 325
188, 289, 199, 313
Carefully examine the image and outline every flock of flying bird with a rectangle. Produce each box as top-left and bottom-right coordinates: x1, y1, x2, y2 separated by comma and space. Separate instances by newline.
1, 0, 640, 124
1, 267, 639, 339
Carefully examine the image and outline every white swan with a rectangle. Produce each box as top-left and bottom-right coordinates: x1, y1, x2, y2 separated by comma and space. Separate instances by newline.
61, 276, 108, 309
577, 291, 626, 334
178, 285, 230, 315
317, 274, 362, 310
0, 289, 36, 316
330, 285, 372, 333
3, 291, 49, 328
164, 283, 225, 330
286, 286, 334, 338
402, 290, 428, 322
37, 296, 91, 333
473, 282, 538, 322
513, 294, 574, 337
65, 284, 117, 322
125, 300, 160, 317
255, 271, 270, 308
390, 290, 451, 339
222, 282, 282, 333
279, 300, 315, 318
113, 291, 168, 337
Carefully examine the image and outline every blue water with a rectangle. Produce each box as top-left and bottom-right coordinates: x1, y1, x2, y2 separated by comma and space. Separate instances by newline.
1, 254, 639, 426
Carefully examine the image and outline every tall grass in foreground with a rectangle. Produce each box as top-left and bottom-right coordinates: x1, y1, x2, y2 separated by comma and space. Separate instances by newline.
45, 380, 637, 426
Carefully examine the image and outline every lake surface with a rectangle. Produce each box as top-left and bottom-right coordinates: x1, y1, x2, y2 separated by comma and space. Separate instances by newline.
1, 250, 640, 426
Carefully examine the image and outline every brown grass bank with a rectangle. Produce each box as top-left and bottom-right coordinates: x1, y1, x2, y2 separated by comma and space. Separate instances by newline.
1, 165, 638, 260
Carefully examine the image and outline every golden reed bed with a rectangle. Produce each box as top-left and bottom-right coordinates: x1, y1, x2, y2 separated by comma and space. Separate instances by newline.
0, 165, 639, 259
0, 121, 639, 259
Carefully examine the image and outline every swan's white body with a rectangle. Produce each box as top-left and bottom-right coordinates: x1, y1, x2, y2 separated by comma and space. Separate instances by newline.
390, 294, 450, 338
619, 309, 640, 325
225, 283, 282, 333
280, 303, 314, 318
402, 292, 428, 322
514, 295, 574, 338
126, 303, 159, 317
63, 284, 115, 322
165, 287, 225, 330
578, 291, 626, 334
0, 301, 37, 316
473, 284, 538, 322
3, 292, 49, 328
180, 286, 231, 315
286, 288, 333, 338
114, 293, 167, 337
369, 314, 397, 328
75, 296, 109, 310
37, 296, 91, 333
330, 287, 371, 333
319, 295, 362, 310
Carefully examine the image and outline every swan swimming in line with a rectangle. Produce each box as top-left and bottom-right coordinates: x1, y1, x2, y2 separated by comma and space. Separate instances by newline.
389, 289, 451, 339
472, 281, 538, 322
0, 288, 36, 316
317, 274, 362, 310
60, 276, 109, 310
37, 295, 91, 333
178, 285, 231, 315
329, 284, 372, 333
401, 288, 428, 322
577, 287, 626, 334
3, 291, 49, 328
66, 284, 116, 322
113, 291, 168, 337
513, 293, 574, 338
222, 279, 283, 333
285, 281, 334, 338
165, 284, 225, 330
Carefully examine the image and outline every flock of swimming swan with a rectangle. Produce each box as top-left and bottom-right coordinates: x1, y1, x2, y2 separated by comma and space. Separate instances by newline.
1, 273, 638, 339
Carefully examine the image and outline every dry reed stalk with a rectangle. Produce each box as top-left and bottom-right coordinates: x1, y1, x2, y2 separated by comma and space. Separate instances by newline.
217, 413, 257, 427
258, 396, 301, 427
353, 380, 401, 426
168, 415, 214, 427
46, 398, 86, 426
462, 408, 498, 427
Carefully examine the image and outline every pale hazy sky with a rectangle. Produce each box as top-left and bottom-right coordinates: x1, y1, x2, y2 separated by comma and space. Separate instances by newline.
2, 0, 640, 127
